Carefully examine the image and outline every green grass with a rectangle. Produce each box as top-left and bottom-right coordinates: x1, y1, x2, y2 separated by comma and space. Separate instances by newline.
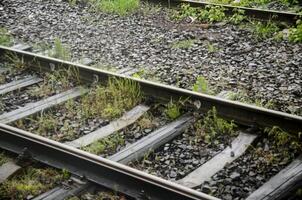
81, 77, 142, 119
0, 152, 10, 166
172, 4, 226, 23
265, 126, 302, 156
227, 90, 276, 109
251, 20, 280, 39
0, 167, 65, 199
196, 107, 237, 144
171, 39, 196, 49
83, 133, 124, 155
48, 38, 71, 61
28, 67, 80, 98
192, 76, 215, 95
165, 99, 181, 120
0, 28, 12, 46
89, 0, 140, 16
289, 19, 302, 43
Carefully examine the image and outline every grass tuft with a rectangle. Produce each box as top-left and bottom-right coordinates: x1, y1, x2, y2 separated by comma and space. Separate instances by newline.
81, 77, 142, 119
0, 28, 12, 46
0, 167, 65, 199
171, 39, 196, 49
195, 107, 237, 144
289, 19, 302, 43
165, 99, 181, 120
89, 0, 140, 16
83, 133, 125, 155
251, 20, 280, 39
48, 38, 71, 61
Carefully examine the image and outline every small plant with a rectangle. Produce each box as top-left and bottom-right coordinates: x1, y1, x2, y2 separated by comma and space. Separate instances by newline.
207, 42, 218, 53
132, 69, 145, 79
192, 76, 209, 94
251, 20, 280, 39
34, 112, 59, 135
137, 114, 155, 129
0, 167, 65, 199
165, 99, 181, 120
200, 5, 226, 23
89, 0, 140, 16
48, 38, 71, 61
265, 126, 302, 155
81, 77, 142, 119
172, 4, 226, 23
0, 152, 10, 166
171, 39, 196, 49
61, 169, 71, 179
29, 67, 80, 98
83, 133, 125, 155
172, 4, 199, 20
196, 107, 237, 143
5, 52, 26, 70
68, 0, 78, 6
289, 19, 302, 43
227, 90, 275, 109
229, 9, 246, 24
0, 28, 12, 46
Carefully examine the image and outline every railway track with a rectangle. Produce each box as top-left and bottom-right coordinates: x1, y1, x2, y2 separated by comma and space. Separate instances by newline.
0, 44, 301, 200
159, 0, 302, 23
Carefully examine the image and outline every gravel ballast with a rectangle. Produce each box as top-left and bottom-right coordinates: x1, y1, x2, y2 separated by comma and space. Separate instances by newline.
1, 0, 301, 116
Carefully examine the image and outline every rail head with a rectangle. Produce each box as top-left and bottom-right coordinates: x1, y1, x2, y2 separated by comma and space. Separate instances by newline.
167, 0, 302, 23
0, 123, 218, 200
0, 45, 301, 134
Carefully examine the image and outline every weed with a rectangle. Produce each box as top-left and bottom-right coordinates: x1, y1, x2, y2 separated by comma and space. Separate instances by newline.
0, 28, 12, 46
207, 42, 218, 53
250, 145, 277, 166
140, 1, 161, 16
68, 0, 78, 6
5, 52, 26, 70
192, 76, 210, 94
265, 126, 302, 155
89, 0, 140, 16
81, 77, 142, 119
251, 20, 280, 39
0, 74, 5, 84
132, 69, 145, 79
227, 90, 275, 109
165, 99, 181, 120
34, 112, 59, 135
171, 39, 196, 49
29, 67, 80, 98
0, 152, 10, 166
142, 149, 154, 165
61, 169, 71, 179
229, 9, 246, 24
0, 167, 65, 199
172, 4, 199, 20
196, 107, 237, 144
48, 38, 71, 61
95, 191, 122, 200
172, 4, 226, 23
137, 114, 155, 129
200, 5, 226, 23
289, 19, 302, 43
83, 133, 125, 155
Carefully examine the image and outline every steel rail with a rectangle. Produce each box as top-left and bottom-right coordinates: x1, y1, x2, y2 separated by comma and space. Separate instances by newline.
0, 45, 301, 134
160, 0, 302, 23
0, 123, 217, 200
